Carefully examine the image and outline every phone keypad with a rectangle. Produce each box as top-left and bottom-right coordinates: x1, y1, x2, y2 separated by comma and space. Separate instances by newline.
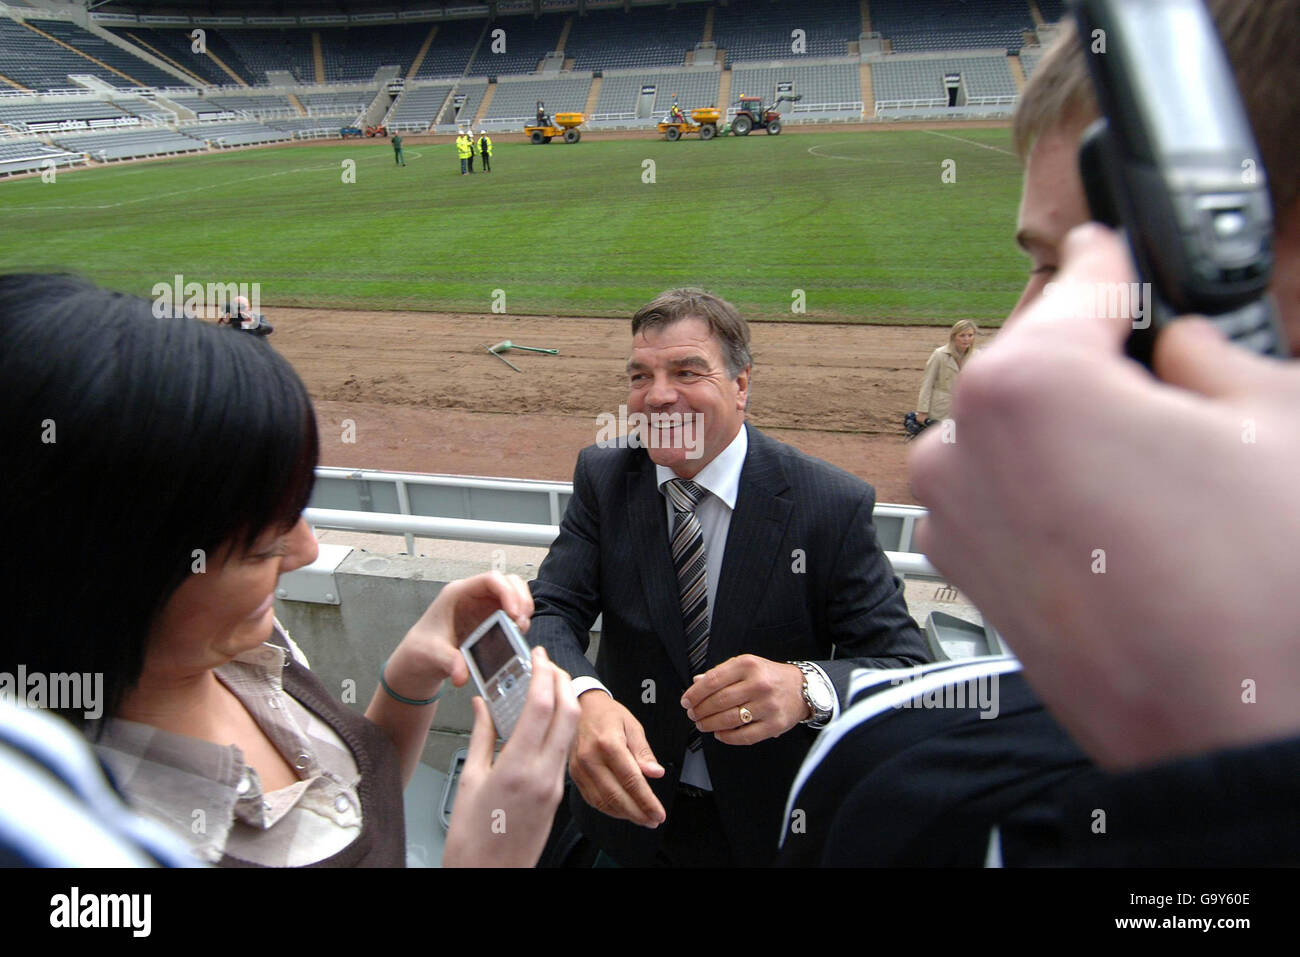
486, 660, 530, 738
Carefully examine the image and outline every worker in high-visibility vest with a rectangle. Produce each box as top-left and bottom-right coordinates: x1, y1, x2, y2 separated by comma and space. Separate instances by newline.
456, 132, 473, 175
478, 130, 492, 173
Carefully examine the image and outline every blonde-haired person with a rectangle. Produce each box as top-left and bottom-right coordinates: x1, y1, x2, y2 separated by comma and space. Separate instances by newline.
915, 320, 978, 426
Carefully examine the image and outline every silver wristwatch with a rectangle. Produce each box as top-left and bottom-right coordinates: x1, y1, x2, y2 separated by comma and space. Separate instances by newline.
791, 661, 835, 728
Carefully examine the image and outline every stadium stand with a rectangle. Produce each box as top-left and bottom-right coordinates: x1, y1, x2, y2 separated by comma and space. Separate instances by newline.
0, 17, 129, 90
0, 140, 84, 176
28, 19, 180, 88
438, 80, 487, 129
163, 92, 294, 119
870, 0, 1034, 53
591, 69, 721, 121
319, 25, 427, 83
730, 62, 862, 117
565, 5, 706, 71
163, 93, 233, 117
297, 90, 375, 116
386, 83, 454, 130
0, 99, 138, 132
1018, 45, 1045, 78
1036, 0, 1068, 22
414, 18, 484, 80
712, 0, 860, 62
193, 28, 256, 84
178, 120, 291, 148
49, 126, 206, 161
203, 93, 295, 114
871, 54, 1018, 107
110, 95, 172, 117
0, 0, 1063, 163
468, 13, 565, 76
482, 74, 592, 122
107, 28, 233, 87
211, 28, 316, 85
262, 115, 347, 137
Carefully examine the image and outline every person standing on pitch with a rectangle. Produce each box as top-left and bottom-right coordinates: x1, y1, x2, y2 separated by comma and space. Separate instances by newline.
478, 130, 492, 173
466, 129, 475, 174
391, 133, 405, 167
915, 320, 978, 427
456, 131, 472, 175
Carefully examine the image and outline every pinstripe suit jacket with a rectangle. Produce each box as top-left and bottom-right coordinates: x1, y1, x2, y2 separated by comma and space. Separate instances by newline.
529, 423, 929, 866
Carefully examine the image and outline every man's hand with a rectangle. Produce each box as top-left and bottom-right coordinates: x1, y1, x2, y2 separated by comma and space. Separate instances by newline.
442, 647, 580, 867
682, 654, 809, 745
910, 223, 1300, 770
569, 691, 666, 828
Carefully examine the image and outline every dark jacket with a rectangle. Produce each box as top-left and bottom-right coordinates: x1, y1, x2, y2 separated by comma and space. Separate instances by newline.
529, 424, 929, 866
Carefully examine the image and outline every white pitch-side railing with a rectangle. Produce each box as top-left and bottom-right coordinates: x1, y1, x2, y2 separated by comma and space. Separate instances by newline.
304, 467, 937, 576
303, 505, 937, 579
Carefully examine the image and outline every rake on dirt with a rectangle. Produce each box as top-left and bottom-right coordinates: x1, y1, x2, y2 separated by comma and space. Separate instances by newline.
486, 339, 559, 373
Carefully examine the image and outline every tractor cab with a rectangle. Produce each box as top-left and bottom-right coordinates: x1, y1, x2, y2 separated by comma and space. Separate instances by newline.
738, 95, 768, 120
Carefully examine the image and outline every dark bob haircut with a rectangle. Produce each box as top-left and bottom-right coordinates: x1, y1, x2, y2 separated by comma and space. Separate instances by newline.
0, 273, 319, 728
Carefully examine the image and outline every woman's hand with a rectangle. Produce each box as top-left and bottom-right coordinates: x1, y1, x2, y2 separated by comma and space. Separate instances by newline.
442, 646, 580, 867
383, 571, 533, 701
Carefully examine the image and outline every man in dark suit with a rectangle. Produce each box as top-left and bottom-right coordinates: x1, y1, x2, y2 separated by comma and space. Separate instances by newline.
529, 288, 929, 867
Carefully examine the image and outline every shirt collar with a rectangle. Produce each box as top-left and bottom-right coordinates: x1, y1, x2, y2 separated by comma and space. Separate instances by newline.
94, 639, 294, 863
655, 422, 748, 510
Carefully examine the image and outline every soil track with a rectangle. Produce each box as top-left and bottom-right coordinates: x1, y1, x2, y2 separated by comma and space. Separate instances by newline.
272, 308, 959, 504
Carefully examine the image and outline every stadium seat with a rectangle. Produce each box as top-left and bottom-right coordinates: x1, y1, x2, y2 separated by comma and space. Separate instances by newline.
712, 0, 860, 63
482, 75, 592, 123
467, 14, 566, 77
870, 0, 1034, 53
566, 6, 707, 71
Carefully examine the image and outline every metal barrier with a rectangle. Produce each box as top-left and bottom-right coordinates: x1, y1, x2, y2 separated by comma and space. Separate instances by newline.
305, 466, 934, 574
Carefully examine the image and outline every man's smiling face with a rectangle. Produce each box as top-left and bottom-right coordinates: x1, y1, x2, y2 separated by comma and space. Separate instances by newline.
626, 317, 749, 479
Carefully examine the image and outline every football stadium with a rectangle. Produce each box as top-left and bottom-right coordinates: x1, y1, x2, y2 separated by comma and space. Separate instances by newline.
3, 0, 1293, 888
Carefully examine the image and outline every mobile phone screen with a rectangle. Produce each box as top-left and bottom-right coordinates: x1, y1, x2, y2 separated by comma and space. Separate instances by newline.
469, 623, 515, 680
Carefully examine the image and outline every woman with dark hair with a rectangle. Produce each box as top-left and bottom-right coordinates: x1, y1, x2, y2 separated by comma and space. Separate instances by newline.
0, 273, 578, 867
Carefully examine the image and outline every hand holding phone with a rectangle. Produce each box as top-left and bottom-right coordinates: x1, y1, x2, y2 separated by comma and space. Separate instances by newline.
1072, 0, 1284, 366
460, 609, 533, 738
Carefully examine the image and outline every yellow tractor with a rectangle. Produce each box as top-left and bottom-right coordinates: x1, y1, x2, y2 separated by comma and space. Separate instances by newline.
524, 110, 585, 144
657, 105, 722, 141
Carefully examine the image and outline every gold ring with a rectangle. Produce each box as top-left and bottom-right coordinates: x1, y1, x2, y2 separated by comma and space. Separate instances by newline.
738, 706, 754, 725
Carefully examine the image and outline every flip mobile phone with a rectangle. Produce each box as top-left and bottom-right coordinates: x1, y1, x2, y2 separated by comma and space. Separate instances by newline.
461, 610, 533, 739
1071, 0, 1284, 367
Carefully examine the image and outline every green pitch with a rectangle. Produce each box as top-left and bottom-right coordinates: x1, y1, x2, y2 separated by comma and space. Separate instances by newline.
0, 128, 1028, 323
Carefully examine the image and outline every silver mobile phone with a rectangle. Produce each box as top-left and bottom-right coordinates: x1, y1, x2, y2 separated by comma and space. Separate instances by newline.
460, 610, 532, 739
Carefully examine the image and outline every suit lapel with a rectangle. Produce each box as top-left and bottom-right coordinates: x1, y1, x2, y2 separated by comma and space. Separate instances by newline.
708, 427, 793, 666
627, 458, 692, 684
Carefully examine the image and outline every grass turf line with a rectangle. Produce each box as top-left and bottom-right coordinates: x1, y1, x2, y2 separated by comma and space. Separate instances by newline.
0, 129, 1028, 323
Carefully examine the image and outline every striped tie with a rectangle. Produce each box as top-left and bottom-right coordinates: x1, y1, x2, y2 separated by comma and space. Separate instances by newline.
665, 478, 709, 751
